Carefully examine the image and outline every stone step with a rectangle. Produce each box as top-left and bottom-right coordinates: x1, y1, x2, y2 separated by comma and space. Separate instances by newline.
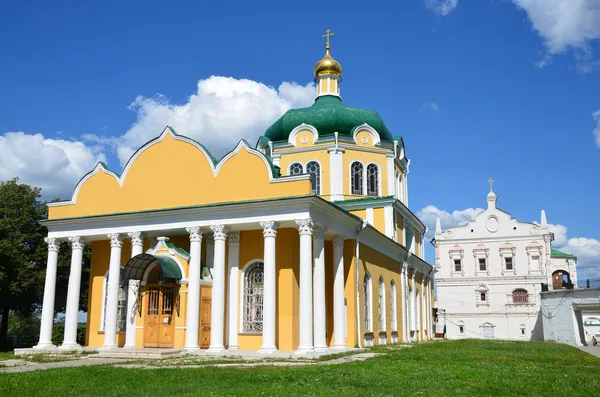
93, 349, 184, 360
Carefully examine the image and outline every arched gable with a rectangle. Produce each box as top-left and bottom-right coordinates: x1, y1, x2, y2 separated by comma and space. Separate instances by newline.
48, 127, 312, 219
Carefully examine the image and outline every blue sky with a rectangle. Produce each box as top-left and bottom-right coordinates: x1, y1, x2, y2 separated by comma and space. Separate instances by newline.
1, 0, 599, 279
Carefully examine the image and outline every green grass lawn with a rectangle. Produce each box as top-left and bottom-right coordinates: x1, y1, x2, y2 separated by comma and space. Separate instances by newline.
1, 340, 598, 396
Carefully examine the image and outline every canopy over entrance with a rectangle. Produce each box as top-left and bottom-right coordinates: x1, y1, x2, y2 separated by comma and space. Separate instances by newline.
123, 253, 182, 281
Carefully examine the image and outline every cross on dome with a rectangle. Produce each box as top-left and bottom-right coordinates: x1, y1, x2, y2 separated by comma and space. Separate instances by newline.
322, 29, 334, 49
488, 177, 495, 192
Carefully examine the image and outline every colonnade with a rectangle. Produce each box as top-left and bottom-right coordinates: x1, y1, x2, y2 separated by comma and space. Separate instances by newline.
35, 218, 348, 353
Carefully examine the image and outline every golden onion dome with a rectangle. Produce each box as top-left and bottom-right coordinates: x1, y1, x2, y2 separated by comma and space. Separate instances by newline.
314, 45, 342, 77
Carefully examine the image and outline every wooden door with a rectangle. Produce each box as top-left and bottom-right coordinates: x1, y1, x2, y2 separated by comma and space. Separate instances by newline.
553, 272, 563, 290
159, 286, 176, 347
144, 288, 160, 347
200, 298, 211, 348
144, 285, 177, 348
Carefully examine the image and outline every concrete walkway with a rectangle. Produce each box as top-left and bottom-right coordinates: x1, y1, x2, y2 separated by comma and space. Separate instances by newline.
0, 357, 123, 373
578, 346, 600, 358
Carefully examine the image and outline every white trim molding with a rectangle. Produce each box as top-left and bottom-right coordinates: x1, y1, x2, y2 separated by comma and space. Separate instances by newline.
352, 123, 381, 146
288, 124, 319, 146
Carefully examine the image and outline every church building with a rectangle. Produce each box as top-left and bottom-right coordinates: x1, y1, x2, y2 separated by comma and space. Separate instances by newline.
33, 32, 434, 354
434, 181, 578, 341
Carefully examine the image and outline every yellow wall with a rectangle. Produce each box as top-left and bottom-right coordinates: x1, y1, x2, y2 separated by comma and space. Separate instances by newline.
356, 243, 403, 345
373, 207, 386, 236
279, 146, 331, 198
49, 133, 311, 219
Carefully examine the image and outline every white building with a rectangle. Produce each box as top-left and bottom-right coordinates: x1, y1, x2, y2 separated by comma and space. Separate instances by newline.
541, 288, 600, 346
433, 183, 578, 340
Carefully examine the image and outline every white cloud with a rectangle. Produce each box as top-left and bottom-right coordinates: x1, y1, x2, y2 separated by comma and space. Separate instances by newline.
420, 102, 440, 114
0, 132, 105, 200
116, 76, 315, 165
418, 205, 483, 241
593, 109, 600, 148
512, 0, 600, 70
425, 0, 458, 16
1, 76, 315, 200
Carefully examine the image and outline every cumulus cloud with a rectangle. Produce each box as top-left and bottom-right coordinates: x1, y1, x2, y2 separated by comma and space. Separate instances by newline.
512, 0, 600, 70
115, 76, 315, 165
1, 76, 315, 199
420, 102, 440, 114
0, 132, 105, 200
593, 109, 600, 148
418, 205, 483, 241
425, 0, 458, 16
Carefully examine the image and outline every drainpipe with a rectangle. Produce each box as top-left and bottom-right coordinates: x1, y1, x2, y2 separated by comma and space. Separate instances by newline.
355, 220, 368, 348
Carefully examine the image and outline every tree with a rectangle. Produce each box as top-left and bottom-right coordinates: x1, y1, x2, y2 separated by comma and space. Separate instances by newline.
0, 178, 48, 350
0, 178, 90, 350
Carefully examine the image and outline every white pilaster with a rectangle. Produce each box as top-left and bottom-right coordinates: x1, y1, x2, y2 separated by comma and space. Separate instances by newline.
328, 147, 345, 201
401, 263, 409, 343
208, 225, 227, 352
60, 236, 85, 349
313, 225, 327, 351
332, 235, 346, 349
386, 154, 395, 197
124, 232, 143, 349
102, 233, 124, 350
296, 218, 314, 354
384, 206, 394, 239
259, 221, 277, 353
366, 207, 374, 225
184, 227, 203, 351
227, 232, 241, 350
34, 238, 60, 349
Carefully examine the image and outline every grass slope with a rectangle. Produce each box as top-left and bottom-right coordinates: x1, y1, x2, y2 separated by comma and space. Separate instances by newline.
1, 340, 598, 396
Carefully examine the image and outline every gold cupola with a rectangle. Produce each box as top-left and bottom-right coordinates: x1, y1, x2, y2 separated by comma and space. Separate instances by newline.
314, 29, 342, 98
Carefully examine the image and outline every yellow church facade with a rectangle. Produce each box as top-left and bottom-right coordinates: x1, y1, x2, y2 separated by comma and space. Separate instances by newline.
33, 35, 434, 354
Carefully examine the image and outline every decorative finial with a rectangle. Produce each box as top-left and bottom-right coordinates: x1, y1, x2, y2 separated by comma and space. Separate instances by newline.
541, 210, 547, 226
488, 177, 495, 192
322, 29, 334, 51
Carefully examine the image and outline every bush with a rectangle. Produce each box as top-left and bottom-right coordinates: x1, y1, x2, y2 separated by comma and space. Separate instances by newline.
51, 322, 86, 346
7, 313, 40, 349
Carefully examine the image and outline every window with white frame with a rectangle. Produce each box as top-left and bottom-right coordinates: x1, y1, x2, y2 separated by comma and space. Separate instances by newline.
100, 269, 127, 332
289, 163, 303, 176
454, 259, 462, 272
530, 255, 540, 270
351, 162, 364, 195
505, 257, 514, 271
449, 244, 464, 275
390, 281, 397, 332
367, 164, 379, 196
478, 258, 487, 271
305, 161, 321, 195
476, 284, 489, 306
499, 242, 516, 274
243, 262, 264, 332
378, 276, 386, 332
364, 272, 373, 332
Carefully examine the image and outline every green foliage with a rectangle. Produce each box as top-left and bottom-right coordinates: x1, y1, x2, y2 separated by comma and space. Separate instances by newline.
0, 340, 599, 396
0, 178, 91, 350
51, 322, 87, 347
6, 312, 40, 349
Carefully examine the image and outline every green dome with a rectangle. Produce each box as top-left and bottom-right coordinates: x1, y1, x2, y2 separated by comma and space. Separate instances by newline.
265, 95, 393, 143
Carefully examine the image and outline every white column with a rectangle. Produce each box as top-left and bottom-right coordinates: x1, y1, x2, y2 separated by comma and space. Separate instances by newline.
386, 154, 395, 197
259, 221, 277, 353
328, 146, 345, 201
60, 236, 85, 349
227, 232, 241, 350
296, 218, 314, 353
332, 235, 346, 349
185, 227, 202, 351
411, 271, 418, 341
423, 276, 429, 340
102, 233, 124, 350
124, 232, 144, 349
401, 263, 409, 343
313, 225, 327, 351
208, 225, 227, 352
35, 238, 60, 349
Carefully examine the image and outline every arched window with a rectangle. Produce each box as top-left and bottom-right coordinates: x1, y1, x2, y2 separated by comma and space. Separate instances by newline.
480, 292, 487, 301
100, 269, 127, 332
289, 163, 303, 176
351, 162, 364, 195
367, 164, 379, 196
378, 276, 386, 331
363, 272, 372, 332
243, 262, 264, 332
397, 173, 403, 201
512, 289, 529, 304
306, 161, 321, 195
390, 281, 397, 332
